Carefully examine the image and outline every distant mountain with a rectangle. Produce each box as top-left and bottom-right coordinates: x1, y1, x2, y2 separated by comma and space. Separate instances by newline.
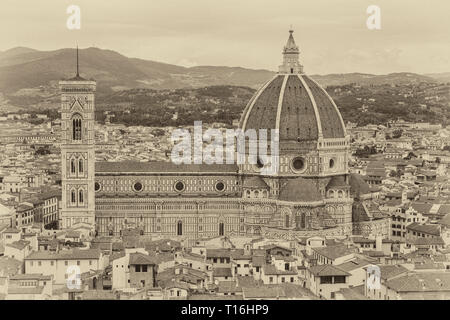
0, 47, 39, 61
426, 72, 450, 83
0, 47, 441, 96
311, 72, 437, 87
0, 47, 274, 95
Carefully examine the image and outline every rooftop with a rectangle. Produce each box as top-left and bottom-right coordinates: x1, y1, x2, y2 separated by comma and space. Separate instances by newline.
308, 264, 350, 277
386, 272, 450, 293
25, 249, 101, 261
96, 161, 238, 174
312, 245, 354, 260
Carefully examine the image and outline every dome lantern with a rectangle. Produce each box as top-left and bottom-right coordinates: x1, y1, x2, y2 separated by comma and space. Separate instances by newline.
279, 28, 304, 74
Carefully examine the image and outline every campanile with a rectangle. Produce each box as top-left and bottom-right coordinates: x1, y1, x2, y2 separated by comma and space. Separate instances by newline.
59, 48, 96, 231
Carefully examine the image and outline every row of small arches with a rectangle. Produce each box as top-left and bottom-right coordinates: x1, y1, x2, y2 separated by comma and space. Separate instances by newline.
244, 189, 269, 199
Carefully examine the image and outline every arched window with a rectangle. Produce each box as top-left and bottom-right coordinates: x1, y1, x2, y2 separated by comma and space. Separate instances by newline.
177, 220, 182, 236
285, 215, 290, 228
79, 159, 83, 174
246, 190, 251, 198
72, 115, 82, 140
79, 190, 84, 204
71, 190, 76, 203
338, 190, 344, 198
219, 222, 224, 236
300, 213, 306, 229
71, 159, 76, 174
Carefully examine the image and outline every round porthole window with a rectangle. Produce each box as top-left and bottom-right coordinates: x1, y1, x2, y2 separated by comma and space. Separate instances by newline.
256, 157, 264, 169
133, 182, 143, 192
94, 182, 101, 192
291, 157, 306, 172
329, 158, 335, 169
174, 181, 185, 192
215, 181, 225, 192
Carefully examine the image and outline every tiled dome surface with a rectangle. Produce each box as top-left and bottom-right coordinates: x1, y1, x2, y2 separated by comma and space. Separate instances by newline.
240, 74, 346, 141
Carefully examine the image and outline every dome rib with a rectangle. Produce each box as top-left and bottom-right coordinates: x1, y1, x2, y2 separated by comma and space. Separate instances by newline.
303, 75, 347, 138
279, 75, 318, 141
275, 75, 289, 131
243, 75, 284, 134
240, 75, 278, 132
297, 74, 323, 139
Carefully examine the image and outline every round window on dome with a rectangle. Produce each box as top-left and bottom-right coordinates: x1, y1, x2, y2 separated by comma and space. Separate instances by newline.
133, 182, 143, 192
174, 181, 185, 192
329, 158, 335, 169
215, 181, 225, 192
256, 157, 265, 168
291, 157, 306, 172
94, 182, 101, 192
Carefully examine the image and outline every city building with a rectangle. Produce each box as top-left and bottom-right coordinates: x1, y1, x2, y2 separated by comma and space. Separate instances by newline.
59, 30, 390, 244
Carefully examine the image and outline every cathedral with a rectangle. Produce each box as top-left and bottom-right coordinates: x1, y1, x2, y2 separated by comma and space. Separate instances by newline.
59, 30, 390, 242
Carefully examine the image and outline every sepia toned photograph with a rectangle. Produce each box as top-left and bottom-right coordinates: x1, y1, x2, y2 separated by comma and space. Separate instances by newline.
0, 0, 449, 307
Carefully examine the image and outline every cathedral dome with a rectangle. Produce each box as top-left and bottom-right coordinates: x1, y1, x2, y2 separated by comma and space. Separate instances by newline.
239, 30, 346, 142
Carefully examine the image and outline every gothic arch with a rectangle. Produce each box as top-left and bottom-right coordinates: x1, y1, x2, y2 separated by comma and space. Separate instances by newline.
71, 113, 83, 140
219, 222, 225, 236
78, 158, 84, 174
285, 214, 290, 228
176, 220, 183, 236
78, 189, 84, 204
70, 158, 76, 174
70, 188, 77, 204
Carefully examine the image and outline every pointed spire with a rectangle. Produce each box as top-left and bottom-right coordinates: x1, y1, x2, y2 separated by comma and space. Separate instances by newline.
76, 45, 79, 77
284, 29, 299, 53
67, 45, 87, 81
278, 28, 303, 74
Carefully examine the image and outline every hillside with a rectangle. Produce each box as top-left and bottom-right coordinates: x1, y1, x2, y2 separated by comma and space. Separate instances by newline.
0, 46, 442, 98
0, 47, 274, 95
1, 46, 448, 127
426, 72, 450, 83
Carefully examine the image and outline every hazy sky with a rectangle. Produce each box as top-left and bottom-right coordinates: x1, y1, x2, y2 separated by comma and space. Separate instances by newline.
1, 0, 449, 74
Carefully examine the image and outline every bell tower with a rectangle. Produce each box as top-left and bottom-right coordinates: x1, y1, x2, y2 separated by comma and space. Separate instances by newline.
59, 47, 96, 231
